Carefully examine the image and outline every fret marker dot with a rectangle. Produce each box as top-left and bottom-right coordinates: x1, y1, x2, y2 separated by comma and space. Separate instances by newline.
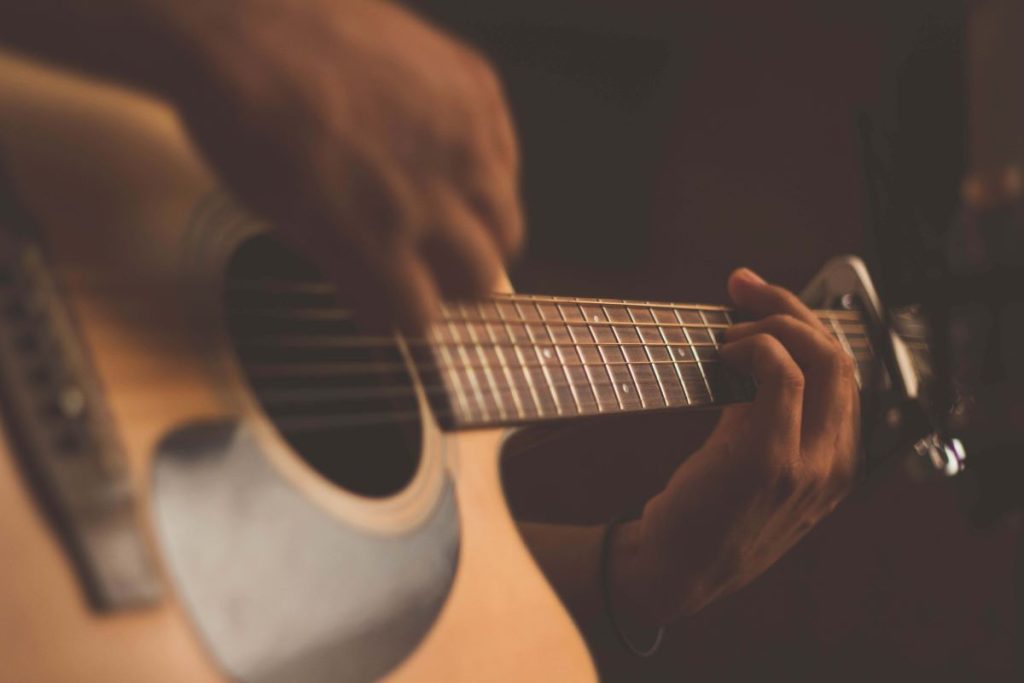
593, 315, 600, 322
621, 384, 630, 393
543, 349, 552, 359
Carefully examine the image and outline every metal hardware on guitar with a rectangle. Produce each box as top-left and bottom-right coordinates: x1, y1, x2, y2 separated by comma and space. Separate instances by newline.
0, 196, 161, 611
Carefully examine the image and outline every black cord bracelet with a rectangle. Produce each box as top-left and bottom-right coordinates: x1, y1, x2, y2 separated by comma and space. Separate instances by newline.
599, 518, 665, 658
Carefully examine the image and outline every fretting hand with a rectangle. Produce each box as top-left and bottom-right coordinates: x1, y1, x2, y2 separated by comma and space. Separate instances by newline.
609, 268, 860, 628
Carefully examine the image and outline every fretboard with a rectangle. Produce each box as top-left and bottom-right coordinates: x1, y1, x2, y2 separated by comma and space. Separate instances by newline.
418, 293, 871, 429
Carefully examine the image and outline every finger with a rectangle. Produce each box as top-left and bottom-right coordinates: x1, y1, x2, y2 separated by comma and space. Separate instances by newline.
725, 314, 855, 452
448, 123, 523, 259
447, 49, 524, 258
419, 188, 505, 298
369, 245, 444, 333
460, 45, 521, 170
462, 164, 524, 259
718, 333, 804, 459
299, 145, 454, 331
727, 268, 830, 335
299, 225, 442, 334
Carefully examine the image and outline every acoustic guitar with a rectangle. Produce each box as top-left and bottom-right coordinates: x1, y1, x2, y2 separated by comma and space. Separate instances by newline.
0, 52, 947, 682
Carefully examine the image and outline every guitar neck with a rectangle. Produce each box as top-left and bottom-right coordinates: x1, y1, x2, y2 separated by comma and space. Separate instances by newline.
419, 293, 870, 430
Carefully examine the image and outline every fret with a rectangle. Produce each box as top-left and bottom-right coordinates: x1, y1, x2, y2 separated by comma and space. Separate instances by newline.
420, 357, 734, 373
495, 301, 554, 417
425, 293, 870, 428
554, 304, 600, 413
239, 334, 724, 353
843, 325, 872, 384
563, 364, 598, 412
602, 304, 648, 409
514, 303, 565, 416
591, 306, 637, 410
510, 304, 560, 416
826, 311, 852, 354
606, 304, 656, 408
525, 301, 579, 416
699, 307, 732, 402
430, 323, 477, 423
488, 300, 859, 329
825, 311, 862, 386
535, 302, 563, 323
675, 308, 714, 405
628, 361, 665, 407
445, 316, 497, 423
540, 321, 589, 417
636, 325, 667, 346
444, 314, 733, 331
651, 308, 691, 405
663, 311, 707, 403
574, 303, 622, 411
558, 302, 586, 322
546, 324, 575, 346
567, 337, 609, 411
696, 309, 722, 402
628, 305, 674, 408
447, 310, 867, 337
701, 309, 732, 328
605, 361, 643, 411
579, 303, 606, 325
493, 307, 543, 418
523, 363, 559, 416
683, 310, 714, 345
651, 309, 700, 405
477, 302, 532, 419
494, 293, 733, 316
590, 324, 618, 345
460, 304, 514, 421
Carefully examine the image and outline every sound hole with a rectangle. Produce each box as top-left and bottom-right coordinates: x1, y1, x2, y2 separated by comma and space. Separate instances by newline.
223, 235, 421, 497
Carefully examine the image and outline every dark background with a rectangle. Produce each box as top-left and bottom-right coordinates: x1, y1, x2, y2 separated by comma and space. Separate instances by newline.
417, 1, 1018, 679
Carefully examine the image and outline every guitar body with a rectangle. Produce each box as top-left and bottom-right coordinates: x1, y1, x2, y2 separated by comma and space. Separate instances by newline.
0, 52, 595, 682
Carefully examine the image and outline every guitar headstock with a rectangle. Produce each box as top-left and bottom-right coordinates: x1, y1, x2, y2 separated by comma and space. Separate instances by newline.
801, 256, 965, 476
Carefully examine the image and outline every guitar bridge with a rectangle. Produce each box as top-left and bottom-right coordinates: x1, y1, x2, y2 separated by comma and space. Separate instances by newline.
0, 231, 161, 611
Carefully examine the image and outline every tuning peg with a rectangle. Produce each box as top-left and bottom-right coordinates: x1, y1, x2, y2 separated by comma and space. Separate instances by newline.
911, 433, 967, 477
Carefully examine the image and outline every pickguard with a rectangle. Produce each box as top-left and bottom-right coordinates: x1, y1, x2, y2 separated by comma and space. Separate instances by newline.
151, 420, 459, 683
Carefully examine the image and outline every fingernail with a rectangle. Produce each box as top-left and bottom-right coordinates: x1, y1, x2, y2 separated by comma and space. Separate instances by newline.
736, 268, 765, 284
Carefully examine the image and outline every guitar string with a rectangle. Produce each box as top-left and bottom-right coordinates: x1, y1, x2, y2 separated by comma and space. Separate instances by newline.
243, 352, 874, 379
225, 313, 872, 342
233, 325, 873, 416
61, 281, 905, 429
241, 350, 874, 425
263, 343, 878, 432
236, 338, 875, 353
225, 279, 862, 312
262, 361, 758, 430
269, 390, 761, 433
226, 309, 869, 333
223, 282, 883, 429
